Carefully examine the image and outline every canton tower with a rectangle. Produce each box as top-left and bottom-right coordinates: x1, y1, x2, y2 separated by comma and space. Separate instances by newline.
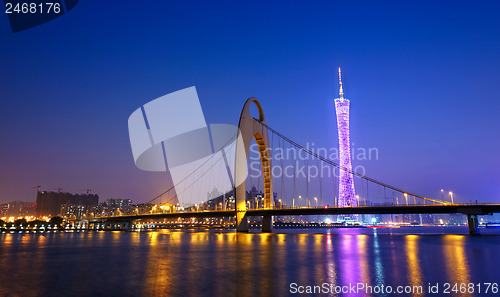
334, 68, 356, 207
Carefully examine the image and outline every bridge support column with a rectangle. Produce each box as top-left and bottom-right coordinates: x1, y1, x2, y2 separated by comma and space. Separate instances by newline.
129, 220, 136, 231
124, 221, 134, 231
261, 215, 273, 233
467, 214, 480, 235
236, 211, 249, 232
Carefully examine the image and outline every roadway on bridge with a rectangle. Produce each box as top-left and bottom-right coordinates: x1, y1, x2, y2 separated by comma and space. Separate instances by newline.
85, 203, 500, 222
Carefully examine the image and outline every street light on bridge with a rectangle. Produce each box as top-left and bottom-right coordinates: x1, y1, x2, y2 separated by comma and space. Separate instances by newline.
449, 191, 454, 204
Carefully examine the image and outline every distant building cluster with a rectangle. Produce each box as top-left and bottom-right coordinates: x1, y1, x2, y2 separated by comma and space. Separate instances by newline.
96, 198, 133, 216
188, 188, 236, 211
187, 186, 281, 212
36, 191, 99, 218
0, 201, 36, 218
246, 186, 280, 209
0, 190, 152, 220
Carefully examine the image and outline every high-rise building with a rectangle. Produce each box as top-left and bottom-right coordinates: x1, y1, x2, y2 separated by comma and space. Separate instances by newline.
334, 68, 356, 208
36, 191, 99, 217
0, 201, 36, 218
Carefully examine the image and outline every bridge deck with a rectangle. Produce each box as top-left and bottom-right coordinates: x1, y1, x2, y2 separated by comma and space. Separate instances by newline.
81, 204, 500, 222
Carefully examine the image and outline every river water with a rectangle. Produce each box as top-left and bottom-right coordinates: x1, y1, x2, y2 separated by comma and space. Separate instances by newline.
1, 227, 499, 297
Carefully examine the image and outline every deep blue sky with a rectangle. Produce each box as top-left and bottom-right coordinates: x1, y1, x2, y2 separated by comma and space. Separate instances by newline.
0, 0, 499, 204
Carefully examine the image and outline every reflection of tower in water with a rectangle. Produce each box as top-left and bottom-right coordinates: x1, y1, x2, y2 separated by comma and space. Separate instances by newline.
334, 68, 357, 219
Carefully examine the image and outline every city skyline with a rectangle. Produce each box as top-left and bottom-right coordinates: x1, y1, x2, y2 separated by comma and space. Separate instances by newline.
1, 1, 499, 204
2, 3, 500, 297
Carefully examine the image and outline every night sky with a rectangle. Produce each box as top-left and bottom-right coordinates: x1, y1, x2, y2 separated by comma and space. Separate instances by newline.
1, 1, 499, 204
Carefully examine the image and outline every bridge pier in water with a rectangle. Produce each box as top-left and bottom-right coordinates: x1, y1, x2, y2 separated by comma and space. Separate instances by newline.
467, 214, 480, 235
236, 212, 273, 233
261, 215, 273, 233
236, 211, 249, 232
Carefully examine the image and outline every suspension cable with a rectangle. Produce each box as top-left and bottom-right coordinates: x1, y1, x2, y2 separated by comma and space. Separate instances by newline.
146, 133, 237, 205
256, 119, 445, 204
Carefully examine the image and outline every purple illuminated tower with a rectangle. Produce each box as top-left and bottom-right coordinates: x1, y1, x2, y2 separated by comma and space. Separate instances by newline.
334, 68, 357, 208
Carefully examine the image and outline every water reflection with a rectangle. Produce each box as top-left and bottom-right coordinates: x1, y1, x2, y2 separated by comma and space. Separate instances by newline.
356, 234, 370, 292
0, 233, 48, 297
372, 229, 385, 289
405, 235, 423, 294
443, 235, 470, 286
0, 229, 498, 297
324, 233, 338, 293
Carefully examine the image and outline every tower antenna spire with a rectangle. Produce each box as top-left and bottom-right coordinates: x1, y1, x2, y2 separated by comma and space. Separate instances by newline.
338, 67, 344, 99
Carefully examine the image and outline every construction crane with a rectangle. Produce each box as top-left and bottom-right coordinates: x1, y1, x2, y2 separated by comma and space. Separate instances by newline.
31, 185, 41, 192
48, 188, 64, 193
77, 188, 92, 194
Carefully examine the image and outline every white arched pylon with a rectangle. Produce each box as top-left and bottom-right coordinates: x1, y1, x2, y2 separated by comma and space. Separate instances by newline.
234, 98, 274, 232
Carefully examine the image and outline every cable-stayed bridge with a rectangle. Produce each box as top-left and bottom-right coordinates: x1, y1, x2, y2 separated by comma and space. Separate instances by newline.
74, 98, 500, 235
